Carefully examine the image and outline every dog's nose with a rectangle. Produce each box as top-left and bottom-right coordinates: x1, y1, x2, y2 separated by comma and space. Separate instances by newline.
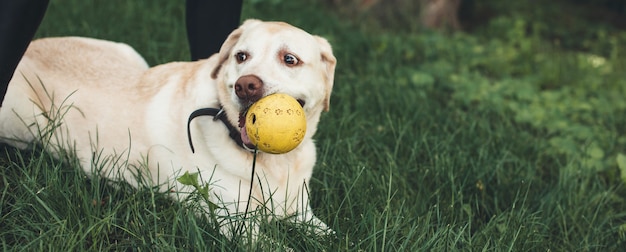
235, 75, 264, 104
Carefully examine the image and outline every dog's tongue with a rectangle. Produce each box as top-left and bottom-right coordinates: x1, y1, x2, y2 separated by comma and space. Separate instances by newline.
239, 113, 254, 148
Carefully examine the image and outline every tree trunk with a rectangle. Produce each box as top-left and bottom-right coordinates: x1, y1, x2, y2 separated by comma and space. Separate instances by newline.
420, 0, 462, 30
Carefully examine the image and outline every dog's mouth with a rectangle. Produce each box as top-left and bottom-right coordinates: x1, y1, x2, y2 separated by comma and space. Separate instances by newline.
237, 98, 305, 150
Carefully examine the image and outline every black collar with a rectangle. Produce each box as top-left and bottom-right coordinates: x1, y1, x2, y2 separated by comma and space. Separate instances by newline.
186, 107, 247, 153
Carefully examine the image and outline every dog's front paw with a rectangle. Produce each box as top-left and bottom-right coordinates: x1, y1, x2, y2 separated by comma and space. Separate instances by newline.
316, 225, 336, 237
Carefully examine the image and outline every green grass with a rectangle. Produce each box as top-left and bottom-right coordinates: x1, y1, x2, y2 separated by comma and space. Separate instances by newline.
2, 0, 626, 251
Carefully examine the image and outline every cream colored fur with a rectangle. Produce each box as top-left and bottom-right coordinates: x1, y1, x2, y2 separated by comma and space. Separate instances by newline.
0, 19, 336, 241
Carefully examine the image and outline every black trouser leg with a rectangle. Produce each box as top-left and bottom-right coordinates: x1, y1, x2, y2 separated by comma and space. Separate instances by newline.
0, 0, 49, 105
185, 0, 243, 61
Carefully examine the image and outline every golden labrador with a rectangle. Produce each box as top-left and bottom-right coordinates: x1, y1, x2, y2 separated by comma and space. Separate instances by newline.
0, 19, 336, 241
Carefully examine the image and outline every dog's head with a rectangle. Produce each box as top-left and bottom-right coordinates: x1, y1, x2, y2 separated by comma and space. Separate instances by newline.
211, 19, 336, 149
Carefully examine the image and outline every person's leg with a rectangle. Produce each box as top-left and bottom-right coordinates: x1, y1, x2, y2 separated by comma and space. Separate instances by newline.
185, 0, 243, 61
0, 0, 50, 105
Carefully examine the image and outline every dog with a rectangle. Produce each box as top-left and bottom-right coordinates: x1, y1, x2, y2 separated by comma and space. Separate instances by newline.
0, 19, 336, 242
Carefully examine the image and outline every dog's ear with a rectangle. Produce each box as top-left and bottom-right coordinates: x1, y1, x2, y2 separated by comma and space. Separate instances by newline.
314, 36, 336, 112
211, 19, 263, 79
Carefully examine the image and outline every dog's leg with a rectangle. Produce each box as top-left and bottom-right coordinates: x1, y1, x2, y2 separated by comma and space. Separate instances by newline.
211, 201, 264, 245
0, 75, 43, 149
293, 205, 334, 236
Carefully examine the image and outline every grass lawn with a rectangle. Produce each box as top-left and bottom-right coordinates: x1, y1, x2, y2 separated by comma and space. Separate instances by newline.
2, 0, 626, 251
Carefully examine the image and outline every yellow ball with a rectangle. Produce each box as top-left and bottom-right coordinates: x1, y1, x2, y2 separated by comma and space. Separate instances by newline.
245, 93, 307, 154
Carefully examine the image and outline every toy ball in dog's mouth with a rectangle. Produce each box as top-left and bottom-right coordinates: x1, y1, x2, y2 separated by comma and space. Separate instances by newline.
238, 94, 306, 154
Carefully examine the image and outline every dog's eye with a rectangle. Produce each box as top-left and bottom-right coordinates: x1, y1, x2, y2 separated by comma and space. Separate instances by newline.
283, 54, 299, 65
235, 52, 248, 63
